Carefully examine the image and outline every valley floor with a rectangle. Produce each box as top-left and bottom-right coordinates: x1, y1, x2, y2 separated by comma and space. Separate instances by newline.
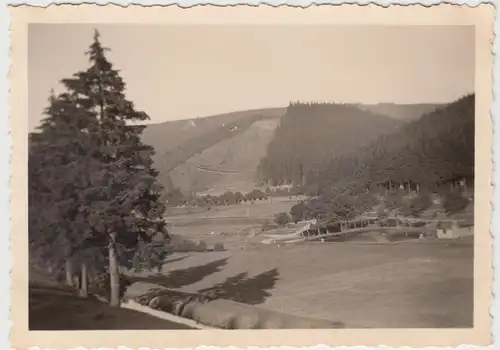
129, 241, 473, 328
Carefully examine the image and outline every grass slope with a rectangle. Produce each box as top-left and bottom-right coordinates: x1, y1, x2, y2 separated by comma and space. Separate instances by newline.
170, 118, 280, 195
142, 108, 286, 190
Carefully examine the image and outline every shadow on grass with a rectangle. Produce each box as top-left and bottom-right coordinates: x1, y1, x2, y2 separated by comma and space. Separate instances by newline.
199, 268, 279, 305
128, 258, 229, 289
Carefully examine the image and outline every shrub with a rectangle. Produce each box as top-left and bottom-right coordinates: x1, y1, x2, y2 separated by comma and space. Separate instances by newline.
290, 201, 308, 223
443, 192, 469, 214
274, 212, 292, 226
214, 242, 225, 251
400, 194, 432, 217
195, 240, 208, 252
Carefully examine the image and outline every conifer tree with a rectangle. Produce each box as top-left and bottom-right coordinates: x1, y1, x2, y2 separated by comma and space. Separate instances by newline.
59, 30, 167, 306
29, 30, 168, 305
29, 90, 97, 287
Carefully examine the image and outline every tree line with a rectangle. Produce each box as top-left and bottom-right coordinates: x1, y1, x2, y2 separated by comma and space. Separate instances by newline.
162, 188, 272, 207
29, 30, 168, 306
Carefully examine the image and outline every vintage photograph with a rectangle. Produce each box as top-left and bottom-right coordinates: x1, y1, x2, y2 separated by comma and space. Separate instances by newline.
10, 3, 494, 349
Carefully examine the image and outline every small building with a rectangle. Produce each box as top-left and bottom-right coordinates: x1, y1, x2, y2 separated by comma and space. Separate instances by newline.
436, 220, 473, 239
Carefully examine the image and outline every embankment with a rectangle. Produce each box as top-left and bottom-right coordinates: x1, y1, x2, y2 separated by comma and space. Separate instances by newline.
125, 281, 345, 329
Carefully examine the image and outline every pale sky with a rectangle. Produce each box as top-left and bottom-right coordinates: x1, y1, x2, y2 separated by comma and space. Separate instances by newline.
28, 24, 474, 131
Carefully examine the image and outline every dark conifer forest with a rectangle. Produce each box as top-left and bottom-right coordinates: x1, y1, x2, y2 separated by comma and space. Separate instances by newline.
257, 102, 403, 187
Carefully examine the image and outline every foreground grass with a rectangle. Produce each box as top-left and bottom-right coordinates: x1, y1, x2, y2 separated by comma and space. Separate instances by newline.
132, 241, 473, 328
29, 284, 195, 330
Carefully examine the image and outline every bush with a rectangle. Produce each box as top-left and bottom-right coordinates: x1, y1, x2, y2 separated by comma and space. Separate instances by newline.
196, 240, 208, 252
290, 201, 308, 223
400, 194, 432, 217
443, 192, 469, 214
214, 242, 225, 251
274, 212, 292, 226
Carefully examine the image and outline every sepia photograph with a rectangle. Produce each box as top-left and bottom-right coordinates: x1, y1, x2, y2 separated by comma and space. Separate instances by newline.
9, 3, 494, 349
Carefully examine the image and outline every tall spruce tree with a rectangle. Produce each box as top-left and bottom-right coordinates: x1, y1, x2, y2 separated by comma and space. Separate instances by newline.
64, 30, 167, 306
29, 30, 168, 305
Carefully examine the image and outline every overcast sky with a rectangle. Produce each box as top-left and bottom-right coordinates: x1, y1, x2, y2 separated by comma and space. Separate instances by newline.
28, 24, 474, 131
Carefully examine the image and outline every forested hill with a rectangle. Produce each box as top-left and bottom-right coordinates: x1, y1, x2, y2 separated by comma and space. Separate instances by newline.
352, 103, 443, 121
314, 94, 475, 193
257, 102, 403, 187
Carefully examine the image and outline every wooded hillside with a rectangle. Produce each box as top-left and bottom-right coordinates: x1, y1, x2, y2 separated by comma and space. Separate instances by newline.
314, 94, 475, 193
352, 103, 442, 121
257, 102, 403, 187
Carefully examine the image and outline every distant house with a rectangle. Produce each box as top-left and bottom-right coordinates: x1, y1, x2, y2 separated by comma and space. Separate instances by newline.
436, 220, 473, 239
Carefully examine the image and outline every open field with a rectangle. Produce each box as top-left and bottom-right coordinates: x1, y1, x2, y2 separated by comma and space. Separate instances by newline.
167, 196, 300, 221
166, 197, 302, 249
128, 241, 473, 328
166, 197, 299, 239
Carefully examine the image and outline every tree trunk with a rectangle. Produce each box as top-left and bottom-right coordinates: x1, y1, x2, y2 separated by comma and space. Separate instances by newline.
80, 262, 88, 298
65, 259, 73, 287
73, 275, 80, 289
108, 233, 120, 307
